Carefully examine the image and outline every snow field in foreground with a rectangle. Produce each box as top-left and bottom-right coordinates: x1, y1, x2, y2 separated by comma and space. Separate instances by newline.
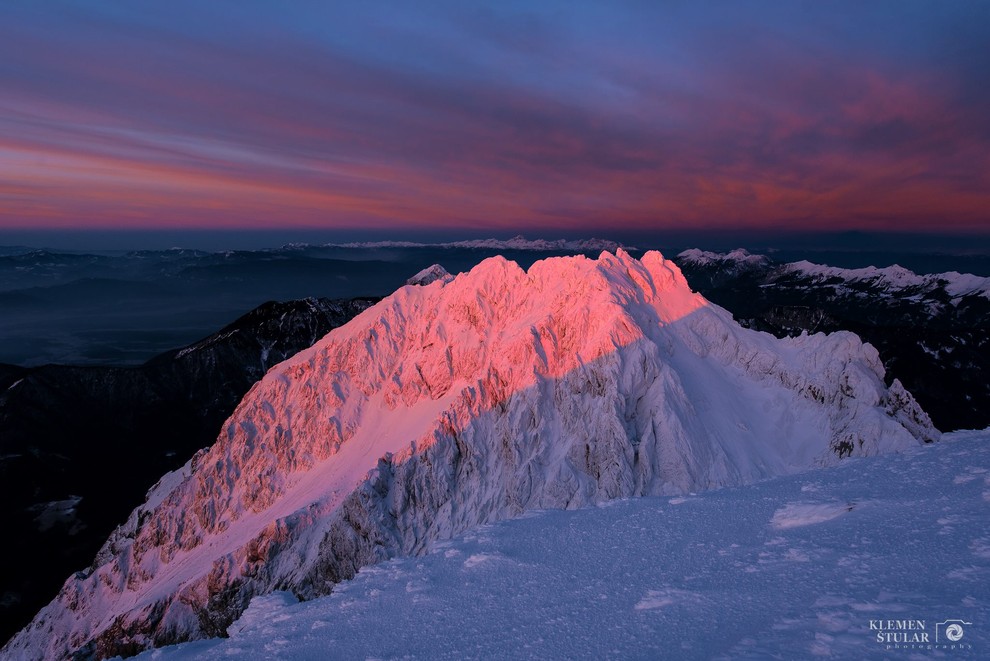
136, 430, 990, 660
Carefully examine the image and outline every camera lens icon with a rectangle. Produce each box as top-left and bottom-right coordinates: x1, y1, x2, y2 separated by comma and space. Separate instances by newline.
935, 620, 971, 642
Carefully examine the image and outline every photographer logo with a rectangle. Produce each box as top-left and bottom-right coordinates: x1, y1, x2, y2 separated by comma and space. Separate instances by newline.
936, 620, 970, 643
869, 617, 974, 652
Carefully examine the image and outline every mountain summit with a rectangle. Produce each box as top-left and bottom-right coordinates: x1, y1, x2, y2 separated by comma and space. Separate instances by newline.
4, 250, 936, 659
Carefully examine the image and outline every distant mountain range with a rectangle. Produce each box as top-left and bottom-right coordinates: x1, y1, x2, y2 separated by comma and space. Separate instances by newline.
323, 235, 633, 251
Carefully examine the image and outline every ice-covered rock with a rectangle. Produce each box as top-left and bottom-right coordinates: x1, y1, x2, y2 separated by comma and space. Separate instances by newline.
3, 249, 937, 660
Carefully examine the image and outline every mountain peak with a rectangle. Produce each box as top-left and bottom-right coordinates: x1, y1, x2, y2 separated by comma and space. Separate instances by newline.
677, 247, 770, 269
406, 264, 453, 286
6, 250, 936, 659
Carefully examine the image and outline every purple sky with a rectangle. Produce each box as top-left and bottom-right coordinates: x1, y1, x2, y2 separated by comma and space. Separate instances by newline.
1, 1, 988, 236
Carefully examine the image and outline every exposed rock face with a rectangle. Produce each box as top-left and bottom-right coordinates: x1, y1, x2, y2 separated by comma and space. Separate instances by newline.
2, 250, 936, 660
0, 297, 375, 645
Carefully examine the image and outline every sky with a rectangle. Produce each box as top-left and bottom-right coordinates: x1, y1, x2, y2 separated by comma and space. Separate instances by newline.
1, 1, 989, 238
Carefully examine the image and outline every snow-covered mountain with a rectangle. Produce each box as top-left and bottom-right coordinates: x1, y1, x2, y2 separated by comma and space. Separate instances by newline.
406, 264, 453, 286
674, 249, 990, 430
3, 250, 936, 660
677, 248, 990, 301
677, 247, 771, 271
783, 261, 990, 300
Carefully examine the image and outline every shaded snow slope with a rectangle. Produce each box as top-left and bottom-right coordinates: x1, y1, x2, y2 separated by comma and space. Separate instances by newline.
3, 250, 936, 660
134, 428, 990, 661
674, 248, 990, 432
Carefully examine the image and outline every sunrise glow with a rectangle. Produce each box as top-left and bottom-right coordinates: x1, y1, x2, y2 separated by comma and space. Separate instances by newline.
2, 1, 988, 235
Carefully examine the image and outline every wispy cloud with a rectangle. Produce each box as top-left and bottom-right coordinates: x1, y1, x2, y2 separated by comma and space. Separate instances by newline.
1, 0, 987, 232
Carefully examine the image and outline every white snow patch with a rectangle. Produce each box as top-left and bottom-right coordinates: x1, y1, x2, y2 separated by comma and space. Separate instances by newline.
634, 588, 703, 610
770, 502, 855, 529
462, 553, 500, 569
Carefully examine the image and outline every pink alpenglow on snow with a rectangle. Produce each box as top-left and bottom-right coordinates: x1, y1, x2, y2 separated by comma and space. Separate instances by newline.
2, 250, 937, 660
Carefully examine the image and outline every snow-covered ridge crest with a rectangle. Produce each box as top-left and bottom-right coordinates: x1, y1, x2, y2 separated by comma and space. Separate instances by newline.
406, 263, 452, 286
784, 260, 990, 299
677, 247, 990, 300
3, 249, 936, 660
677, 248, 770, 268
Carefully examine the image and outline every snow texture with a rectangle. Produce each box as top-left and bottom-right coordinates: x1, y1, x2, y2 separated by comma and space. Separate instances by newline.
2, 249, 936, 660
133, 428, 990, 660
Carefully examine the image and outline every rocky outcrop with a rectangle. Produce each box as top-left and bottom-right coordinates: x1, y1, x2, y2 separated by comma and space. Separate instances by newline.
0, 297, 375, 646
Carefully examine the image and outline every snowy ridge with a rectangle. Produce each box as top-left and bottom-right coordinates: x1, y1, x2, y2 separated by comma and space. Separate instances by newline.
677, 247, 990, 300
331, 235, 633, 252
785, 260, 990, 299
3, 250, 936, 660
677, 248, 770, 269
132, 428, 990, 661
406, 264, 453, 286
